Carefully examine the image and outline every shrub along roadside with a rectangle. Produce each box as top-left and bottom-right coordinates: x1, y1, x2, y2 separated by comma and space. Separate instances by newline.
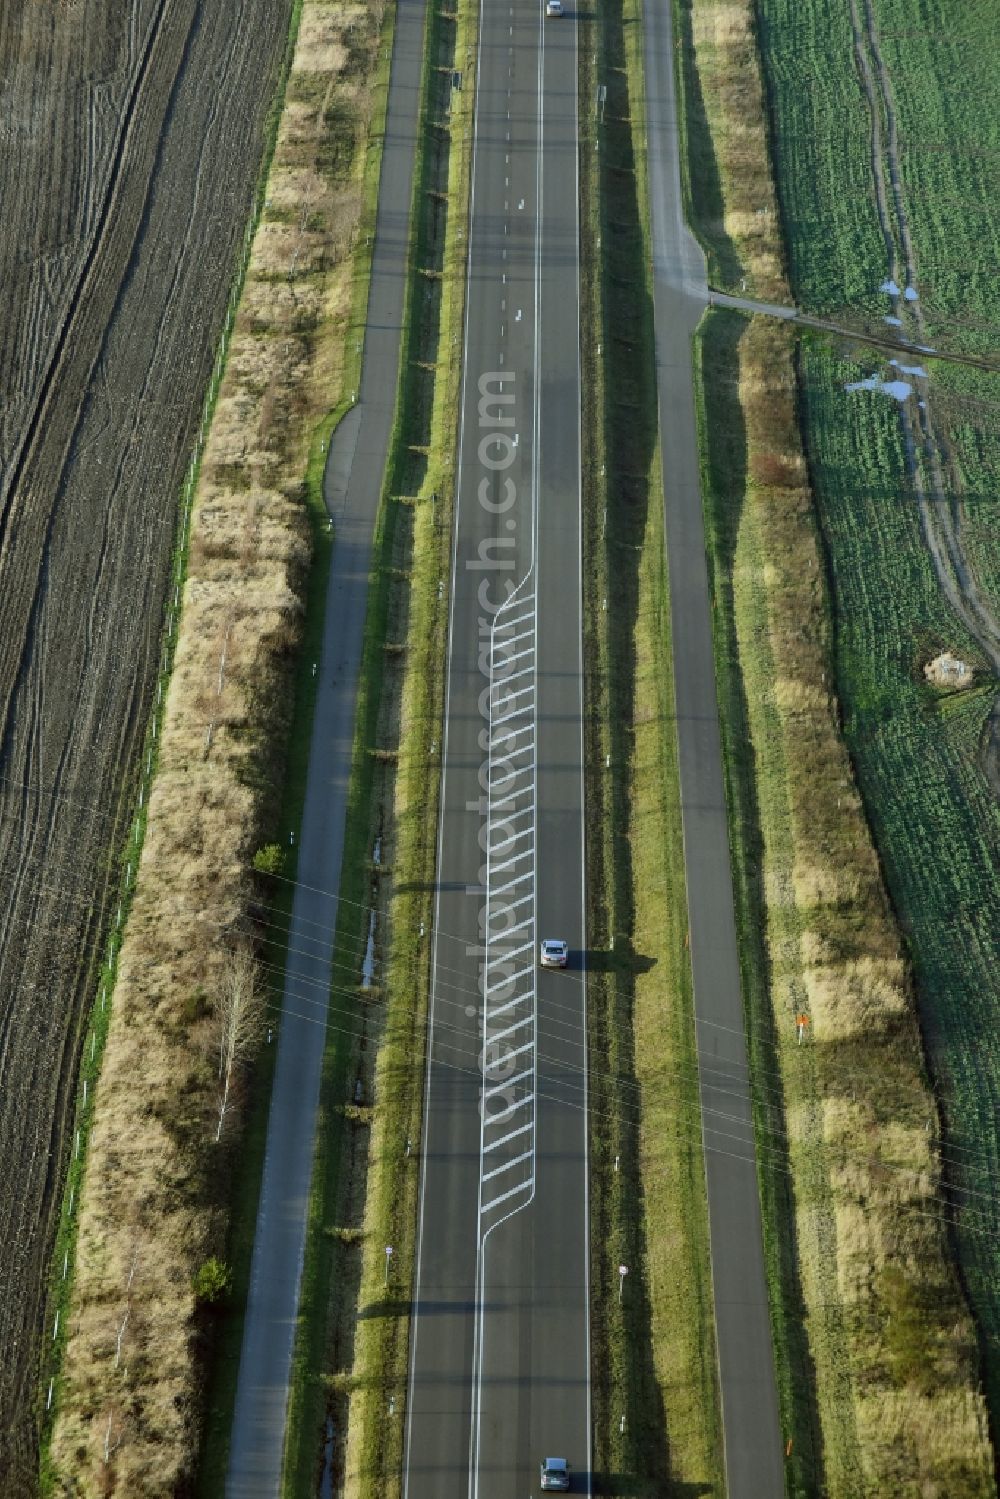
43, 4, 394, 1495
279, 0, 476, 1493
579, 0, 724, 1490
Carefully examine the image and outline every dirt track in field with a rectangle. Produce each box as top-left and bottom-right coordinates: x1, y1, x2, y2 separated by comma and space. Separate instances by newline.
0, 1, 291, 1488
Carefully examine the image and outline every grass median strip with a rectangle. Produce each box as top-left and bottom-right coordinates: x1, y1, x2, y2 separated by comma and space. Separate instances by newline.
580, 0, 723, 1490
280, 2, 475, 1493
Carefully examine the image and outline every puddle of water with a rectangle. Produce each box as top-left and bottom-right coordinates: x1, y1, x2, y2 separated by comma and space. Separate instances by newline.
890, 358, 927, 378
362, 910, 376, 989
362, 836, 381, 989
319, 1414, 336, 1499
845, 374, 913, 401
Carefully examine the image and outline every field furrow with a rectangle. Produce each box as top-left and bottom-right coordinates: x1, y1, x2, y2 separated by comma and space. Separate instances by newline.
0, 0, 292, 1487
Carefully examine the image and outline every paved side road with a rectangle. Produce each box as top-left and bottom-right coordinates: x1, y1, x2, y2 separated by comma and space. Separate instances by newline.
225, 1, 428, 1492
642, 1, 785, 1495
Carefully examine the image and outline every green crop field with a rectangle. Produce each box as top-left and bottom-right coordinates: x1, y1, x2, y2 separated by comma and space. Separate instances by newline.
798, 337, 1000, 1416
930, 360, 1000, 609
756, 0, 1000, 355
868, 0, 1000, 352
754, 0, 883, 317
747, 0, 1000, 1427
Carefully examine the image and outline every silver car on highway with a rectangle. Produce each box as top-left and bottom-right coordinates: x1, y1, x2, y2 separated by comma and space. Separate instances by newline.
540, 1456, 570, 1490
540, 938, 569, 968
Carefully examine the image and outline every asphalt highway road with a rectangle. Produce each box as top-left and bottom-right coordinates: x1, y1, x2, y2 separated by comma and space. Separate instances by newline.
225, 1, 428, 1491
643, 0, 785, 1493
404, 0, 589, 1495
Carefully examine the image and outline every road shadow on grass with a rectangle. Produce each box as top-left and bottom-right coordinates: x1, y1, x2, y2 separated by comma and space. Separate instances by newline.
578, 944, 656, 976
673, 0, 744, 292
357, 1294, 412, 1321
593, 1477, 715, 1498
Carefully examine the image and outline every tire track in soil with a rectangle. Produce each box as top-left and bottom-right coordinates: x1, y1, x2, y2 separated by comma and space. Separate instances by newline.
0, 0, 171, 541
0, 0, 162, 446
0, 0, 292, 1488
847, 0, 1000, 674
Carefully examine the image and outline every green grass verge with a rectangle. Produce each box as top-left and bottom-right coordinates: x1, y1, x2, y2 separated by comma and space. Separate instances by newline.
280, 0, 475, 1490
580, 0, 723, 1490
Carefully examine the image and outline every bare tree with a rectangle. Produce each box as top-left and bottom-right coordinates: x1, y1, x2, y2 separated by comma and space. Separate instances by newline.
214, 946, 266, 1140
101, 1403, 126, 1466
114, 1244, 139, 1370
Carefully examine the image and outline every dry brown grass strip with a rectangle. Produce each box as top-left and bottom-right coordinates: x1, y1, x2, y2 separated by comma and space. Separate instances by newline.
48, 4, 379, 1492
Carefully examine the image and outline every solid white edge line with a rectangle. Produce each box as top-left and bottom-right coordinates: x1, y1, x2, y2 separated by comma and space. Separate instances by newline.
403, 0, 486, 1486
574, 0, 593, 1484
469, 0, 491, 1483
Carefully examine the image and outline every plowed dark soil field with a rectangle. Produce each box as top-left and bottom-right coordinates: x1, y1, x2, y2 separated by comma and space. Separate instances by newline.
0, 0, 291, 1488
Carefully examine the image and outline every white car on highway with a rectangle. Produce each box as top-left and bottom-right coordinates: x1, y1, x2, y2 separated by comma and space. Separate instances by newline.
540, 938, 569, 968
546, 0, 564, 14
